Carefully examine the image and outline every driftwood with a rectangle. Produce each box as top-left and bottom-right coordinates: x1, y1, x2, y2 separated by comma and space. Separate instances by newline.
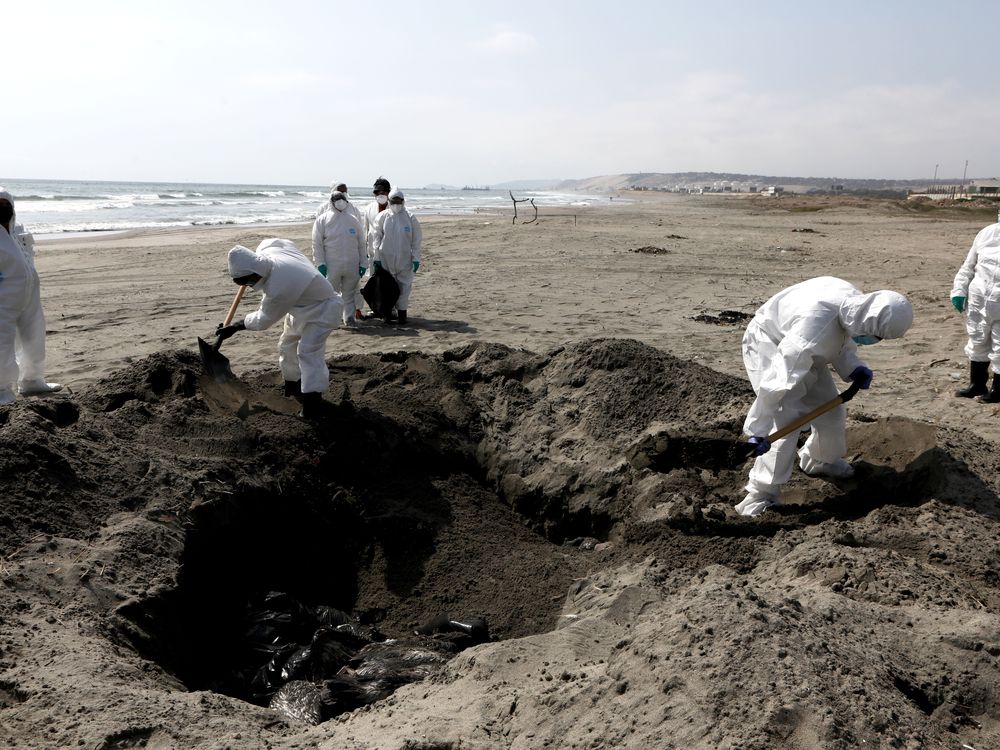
509, 191, 538, 225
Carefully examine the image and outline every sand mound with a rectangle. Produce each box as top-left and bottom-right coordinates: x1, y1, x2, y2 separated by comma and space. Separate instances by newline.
2, 339, 1000, 748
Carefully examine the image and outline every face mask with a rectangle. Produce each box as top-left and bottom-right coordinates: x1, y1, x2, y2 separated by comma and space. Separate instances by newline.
390, 203, 404, 214
852, 335, 880, 346
334, 199, 348, 211
0, 204, 12, 223
376, 195, 388, 206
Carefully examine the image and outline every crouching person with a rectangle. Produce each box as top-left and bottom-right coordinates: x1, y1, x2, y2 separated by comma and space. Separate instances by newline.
216, 239, 343, 419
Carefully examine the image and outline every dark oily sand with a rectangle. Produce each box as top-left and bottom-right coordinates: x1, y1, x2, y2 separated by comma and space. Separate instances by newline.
1, 339, 1000, 749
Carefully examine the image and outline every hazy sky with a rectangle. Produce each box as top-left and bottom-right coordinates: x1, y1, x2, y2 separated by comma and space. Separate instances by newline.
7, 1, 998, 186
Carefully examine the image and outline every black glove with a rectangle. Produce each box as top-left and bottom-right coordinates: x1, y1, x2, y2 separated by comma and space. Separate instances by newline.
215, 320, 246, 342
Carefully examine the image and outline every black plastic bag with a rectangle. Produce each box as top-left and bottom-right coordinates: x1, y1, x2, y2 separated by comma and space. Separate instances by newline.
361, 266, 400, 318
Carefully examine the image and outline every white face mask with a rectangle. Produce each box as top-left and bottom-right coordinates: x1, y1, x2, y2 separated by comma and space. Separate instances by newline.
390, 203, 404, 214
376, 195, 388, 206
334, 199, 348, 211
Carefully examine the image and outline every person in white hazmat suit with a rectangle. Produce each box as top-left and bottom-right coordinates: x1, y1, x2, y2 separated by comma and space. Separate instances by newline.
311, 191, 366, 326
372, 188, 422, 324
214, 239, 343, 419
316, 182, 363, 225
0, 188, 62, 404
950, 220, 1000, 402
736, 277, 913, 518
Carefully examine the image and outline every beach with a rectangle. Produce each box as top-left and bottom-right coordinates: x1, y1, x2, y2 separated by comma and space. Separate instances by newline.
38, 191, 1000, 442
4, 192, 1000, 749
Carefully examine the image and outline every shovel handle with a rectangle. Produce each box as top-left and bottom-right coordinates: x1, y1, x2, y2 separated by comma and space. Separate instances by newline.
211, 285, 248, 351
222, 285, 248, 327
765, 379, 862, 444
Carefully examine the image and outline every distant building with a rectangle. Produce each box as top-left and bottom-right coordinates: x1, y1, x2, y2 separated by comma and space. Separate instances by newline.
969, 180, 1000, 195
831, 184, 844, 192
761, 186, 784, 196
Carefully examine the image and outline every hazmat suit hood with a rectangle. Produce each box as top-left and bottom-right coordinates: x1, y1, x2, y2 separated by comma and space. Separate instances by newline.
388, 188, 404, 201
228, 244, 273, 280
0, 187, 17, 231
839, 290, 913, 340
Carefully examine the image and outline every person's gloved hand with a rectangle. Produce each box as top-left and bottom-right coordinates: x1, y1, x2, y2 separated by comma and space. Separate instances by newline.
215, 320, 246, 342
373, 260, 382, 271
412, 261, 420, 273
748, 436, 770, 456
317, 264, 327, 277
849, 365, 874, 389
952, 295, 966, 313
358, 266, 366, 277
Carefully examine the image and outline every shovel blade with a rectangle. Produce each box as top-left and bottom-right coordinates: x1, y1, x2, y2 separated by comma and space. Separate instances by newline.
198, 336, 236, 383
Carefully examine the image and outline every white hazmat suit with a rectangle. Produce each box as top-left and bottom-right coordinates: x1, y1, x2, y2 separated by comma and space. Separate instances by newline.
0, 188, 60, 404
311, 207, 366, 324
228, 239, 343, 394
737, 277, 913, 517
373, 190, 422, 311
951, 222, 1000, 374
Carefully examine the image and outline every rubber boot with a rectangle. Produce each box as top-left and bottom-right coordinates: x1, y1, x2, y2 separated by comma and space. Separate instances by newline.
397, 309, 407, 324
956, 360, 989, 398
299, 392, 324, 420
980, 371, 1000, 403
283, 379, 302, 399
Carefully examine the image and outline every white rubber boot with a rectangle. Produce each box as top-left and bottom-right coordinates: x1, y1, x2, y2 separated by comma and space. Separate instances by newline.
798, 449, 855, 478
19, 380, 63, 396
735, 492, 778, 518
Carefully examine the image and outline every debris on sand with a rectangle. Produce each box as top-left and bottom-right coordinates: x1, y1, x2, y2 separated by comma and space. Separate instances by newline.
690, 309, 753, 326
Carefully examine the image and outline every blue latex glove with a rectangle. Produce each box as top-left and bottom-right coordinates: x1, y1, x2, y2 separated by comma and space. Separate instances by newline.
849, 365, 873, 389
748, 436, 770, 456
317, 264, 327, 277
952, 295, 966, 313
358, 266, 366, 277
373, 260, 382, 271
412, 261, 420, 273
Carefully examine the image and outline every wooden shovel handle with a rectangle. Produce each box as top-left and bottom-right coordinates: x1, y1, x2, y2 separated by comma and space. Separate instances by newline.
765, 379, 862, 443
222, 285, 248, 327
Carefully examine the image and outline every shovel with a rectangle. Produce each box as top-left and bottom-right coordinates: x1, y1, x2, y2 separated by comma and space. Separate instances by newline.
628, 379, 864, 473
198, 285, 247, 383
735, 379, 863, 465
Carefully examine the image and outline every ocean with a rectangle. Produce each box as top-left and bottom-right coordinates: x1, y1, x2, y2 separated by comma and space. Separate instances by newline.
0, 178, 606, 236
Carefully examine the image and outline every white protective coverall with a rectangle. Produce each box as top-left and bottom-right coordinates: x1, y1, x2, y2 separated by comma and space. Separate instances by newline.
373, 195, 422, 311
311, 208, 366, 323
951, 222, 1000, 372
228, 239, 343, 394
737, 277, 913, 517
0, 188, 57, 403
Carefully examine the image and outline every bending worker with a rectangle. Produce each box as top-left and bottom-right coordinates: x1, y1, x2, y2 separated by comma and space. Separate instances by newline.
373, 188, 422, 324
737, 276, 913, 518
311, 190, 366, 327
215, 239, 343, 419
951, 219, 1000, 402
0, 188, 61, 404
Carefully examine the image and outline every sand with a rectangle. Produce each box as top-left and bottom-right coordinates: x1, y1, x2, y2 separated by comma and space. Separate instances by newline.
2, 193, 1000, 748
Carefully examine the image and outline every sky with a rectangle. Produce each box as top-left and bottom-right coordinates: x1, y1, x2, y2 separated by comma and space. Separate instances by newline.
6, 1, 999, 186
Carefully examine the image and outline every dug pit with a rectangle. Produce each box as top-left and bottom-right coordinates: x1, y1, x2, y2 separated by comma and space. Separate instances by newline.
3, 339, 1000, 747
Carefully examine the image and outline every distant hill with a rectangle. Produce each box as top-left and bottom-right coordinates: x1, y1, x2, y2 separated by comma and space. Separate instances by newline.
491, 179, 562, 191
555, 172, 995, 196
422, 179, 562, 191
